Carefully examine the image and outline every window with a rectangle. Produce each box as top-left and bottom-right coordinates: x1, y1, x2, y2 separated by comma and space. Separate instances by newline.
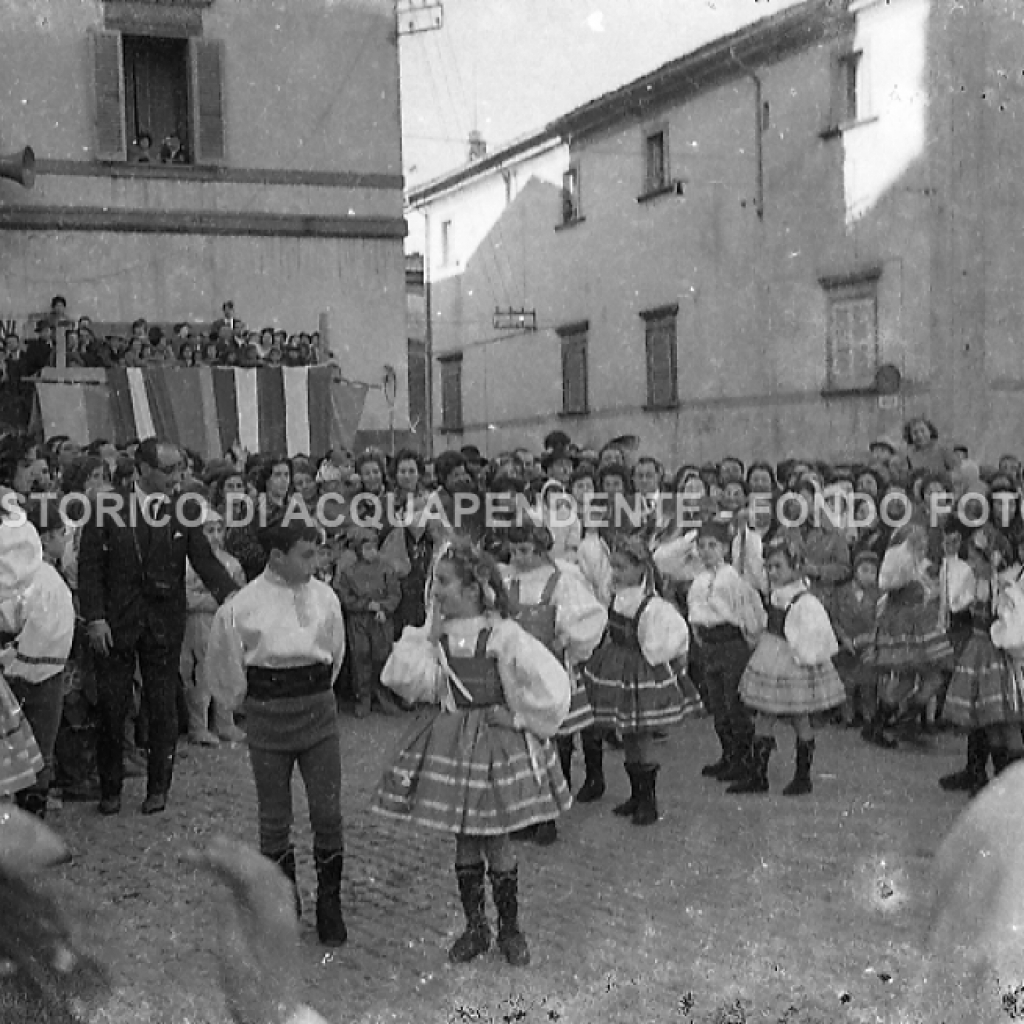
823, 274, 879, 390
644, 129, 667, 194
124, 36, 190, 161
556, 322, 589, 414
641, 305, 679, 408
440, 355, 463, 431
825, 50, 864, 131
561, 167, 581, 225
440, 220, 453, 267
407, 338, 427, 433
89, 28, 225, 164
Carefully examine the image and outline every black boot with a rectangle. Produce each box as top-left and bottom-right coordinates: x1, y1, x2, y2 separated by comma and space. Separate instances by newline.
575, 729, 606, 803
718, 731, 753, 783
862, 704, 898, 749
532, 821, 558, 845
727, 735, 775, 794
489, 865, 530, 966
313, 849, 347, 947
613, 763, 642, 817
782, 739, 815, 797
267, 848, 302, 920
555, 735, 574, 792
631, 764, 659, 826
14, 789, 48, 819
449, 863, 491, 963
701, 723, 732, 778
940, 729, 989, 792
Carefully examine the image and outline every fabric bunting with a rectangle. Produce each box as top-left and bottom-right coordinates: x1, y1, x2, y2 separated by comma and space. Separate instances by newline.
33, 366, 367, 459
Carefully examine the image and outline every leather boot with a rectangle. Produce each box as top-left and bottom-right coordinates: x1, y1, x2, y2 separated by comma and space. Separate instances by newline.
631, 764, 659, 826
489, 865, 530, 966
15, 789, 48, 820
782, 739, 815, 797
719, 730, 753, 783
267, 847, 302, 920
940, 729, 989, 792
727, 735, 775, 794
449, 862, 491, 963
613, 763, 642, 817
575, 728, 605, 803
701, 723, 732, 778
555, 735, 574, 792
313, 849, 347, 947
861, 704, 898, 749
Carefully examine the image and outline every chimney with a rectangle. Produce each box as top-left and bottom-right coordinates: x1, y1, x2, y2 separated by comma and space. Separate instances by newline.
468, 129, 486, 162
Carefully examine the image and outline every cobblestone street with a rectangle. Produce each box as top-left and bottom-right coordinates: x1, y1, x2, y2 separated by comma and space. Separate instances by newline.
40, 712, 968, 1024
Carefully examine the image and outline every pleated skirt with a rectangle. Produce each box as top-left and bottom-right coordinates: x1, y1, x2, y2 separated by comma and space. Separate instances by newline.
739, 635, 846, 716
372, 707, 571, 836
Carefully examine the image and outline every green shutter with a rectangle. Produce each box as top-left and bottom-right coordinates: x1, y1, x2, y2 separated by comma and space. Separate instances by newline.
90, 28, 126, 161
190, 38, 226, 164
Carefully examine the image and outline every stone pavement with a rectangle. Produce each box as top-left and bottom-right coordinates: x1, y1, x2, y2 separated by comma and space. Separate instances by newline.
38, 712, 973, 1024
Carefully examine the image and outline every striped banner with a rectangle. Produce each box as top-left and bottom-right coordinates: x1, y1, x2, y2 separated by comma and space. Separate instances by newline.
33, 367, 367, 459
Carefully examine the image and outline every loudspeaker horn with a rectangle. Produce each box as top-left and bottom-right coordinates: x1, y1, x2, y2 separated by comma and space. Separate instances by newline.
0, 147, 35, 189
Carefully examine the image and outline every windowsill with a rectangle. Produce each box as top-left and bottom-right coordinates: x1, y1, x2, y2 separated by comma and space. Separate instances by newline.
558, 408, 590, 419
439, 425, 465, 435
819, 115, 879, 140
554, 216, 586, 232
97, 160, 219, 178
820, 385, 879, 399
637, 181, 683, 204
643, 401, 680, 412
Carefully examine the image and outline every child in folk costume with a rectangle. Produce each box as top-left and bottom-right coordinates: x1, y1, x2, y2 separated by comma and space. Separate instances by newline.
942, 526, 1024, 782
206, 519, 348, 947
687, 519, 765, 783
731, 535, 846, 795
501, 521, 607, 845
862, 521, 956, 749
0, 506, 75, 818
372, 538, 571, 966
830, 550, 880, 728
0, 669, 44, 800
582, 531, 690, 825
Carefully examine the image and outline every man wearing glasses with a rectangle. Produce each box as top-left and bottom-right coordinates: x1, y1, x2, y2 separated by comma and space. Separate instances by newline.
78, 439, 240, 816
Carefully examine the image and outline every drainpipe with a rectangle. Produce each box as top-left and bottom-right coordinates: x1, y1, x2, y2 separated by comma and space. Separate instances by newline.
729, 46, 764, 220
423, 209, 435, 458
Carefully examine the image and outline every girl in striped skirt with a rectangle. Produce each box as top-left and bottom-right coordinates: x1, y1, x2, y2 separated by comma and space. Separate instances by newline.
582, 531, 690, 825
943, 526, 1024, 778
862, 521, 955, 748
0, 669, 43, 798
501, 521, 607, 845
731, 535, 845, 795
372, 538, 571, 967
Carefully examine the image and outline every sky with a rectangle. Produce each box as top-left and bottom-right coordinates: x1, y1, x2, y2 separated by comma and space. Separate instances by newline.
398, 0, 806, 187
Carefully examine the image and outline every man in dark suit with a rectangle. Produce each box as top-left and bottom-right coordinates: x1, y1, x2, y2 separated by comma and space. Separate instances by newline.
78, 439, 240, 815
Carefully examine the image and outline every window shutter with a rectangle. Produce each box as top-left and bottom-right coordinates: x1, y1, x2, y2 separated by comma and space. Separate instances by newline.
645, 318, 677, 407
561, 334, 588, 414
441, 359, 463, 430
190, 38, 226, 164
90, 28, 126, 161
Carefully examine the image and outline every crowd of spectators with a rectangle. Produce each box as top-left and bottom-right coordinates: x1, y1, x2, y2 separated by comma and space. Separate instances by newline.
0, 298, 334, 392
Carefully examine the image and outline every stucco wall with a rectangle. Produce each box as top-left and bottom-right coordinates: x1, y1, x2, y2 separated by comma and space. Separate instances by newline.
0, 0, 408, 432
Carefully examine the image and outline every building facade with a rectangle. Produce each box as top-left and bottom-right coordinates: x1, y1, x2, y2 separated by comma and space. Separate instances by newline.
0, 0, 408, 442
411, 0, 1024, 466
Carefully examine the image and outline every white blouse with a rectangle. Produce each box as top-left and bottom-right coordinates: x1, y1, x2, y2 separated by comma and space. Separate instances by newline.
770, 580, 839, 667
380, 614, 571, 740
575, 533, 613, 607
206, 569, 346, 709
688, 563, 766, 640
610, 585, 690, 665
500, 561, 607, 666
